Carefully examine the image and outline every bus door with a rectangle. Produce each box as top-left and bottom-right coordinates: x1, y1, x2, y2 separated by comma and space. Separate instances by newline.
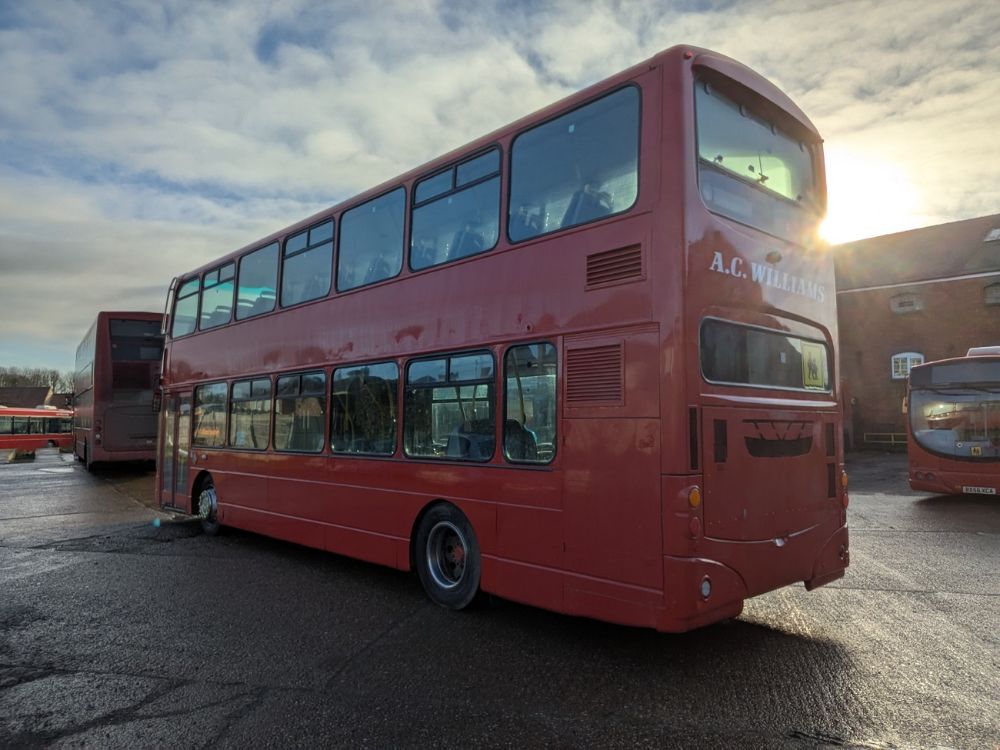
159, 393, 192, 511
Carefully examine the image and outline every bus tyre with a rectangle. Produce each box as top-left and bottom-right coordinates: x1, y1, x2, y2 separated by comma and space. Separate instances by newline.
197, 478, 221, 537
415, 504, 480, 610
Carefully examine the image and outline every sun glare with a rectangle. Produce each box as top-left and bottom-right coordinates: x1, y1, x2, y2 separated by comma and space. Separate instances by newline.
820, 147, 924, 245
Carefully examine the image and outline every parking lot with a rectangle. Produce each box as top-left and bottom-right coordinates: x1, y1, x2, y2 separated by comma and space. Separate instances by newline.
0, 449, 997, 748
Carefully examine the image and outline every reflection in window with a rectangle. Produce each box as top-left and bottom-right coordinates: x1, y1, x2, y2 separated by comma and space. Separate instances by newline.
282, 220, 333, 307
509, 87, 639, 242
701, 319, 830, 391
237, 242, 279, 319
331, 362, 398, 455
229, 378, 272, 449
338, 189, 405, 291
172, 278, 200, 338
405, 352, 495, 461
504, 343, 557, 463
200, 263, 235, 330
411, 150, 500, 270
193, 383, 227, 447
910, 386, 1000, 459
274, 371, 326, 452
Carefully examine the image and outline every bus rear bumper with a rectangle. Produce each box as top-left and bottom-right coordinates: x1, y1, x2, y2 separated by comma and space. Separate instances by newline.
657, 556, 747, 632
657, 522, 849, 632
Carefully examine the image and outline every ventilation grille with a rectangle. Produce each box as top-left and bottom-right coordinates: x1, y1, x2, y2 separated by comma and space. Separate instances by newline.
586, 245, 643, 289
566, 344, 623, 404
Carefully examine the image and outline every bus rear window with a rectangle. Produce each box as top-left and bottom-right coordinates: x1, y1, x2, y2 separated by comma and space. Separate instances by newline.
695, 79, 820, 242
700, 319, 829, 392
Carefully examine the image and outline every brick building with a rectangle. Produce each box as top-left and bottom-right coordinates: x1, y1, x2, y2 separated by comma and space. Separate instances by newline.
835, 213, 1000, 449
0, 386, 54, 408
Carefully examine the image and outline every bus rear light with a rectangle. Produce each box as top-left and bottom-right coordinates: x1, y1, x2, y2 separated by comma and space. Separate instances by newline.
688, 486, 702, 507
700, 577, 711, 599
842, 492, 849, 509
841, 471, 849, 490
689, 516, 702, 538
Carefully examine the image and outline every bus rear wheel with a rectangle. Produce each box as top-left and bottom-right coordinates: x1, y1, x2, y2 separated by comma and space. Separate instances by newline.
415, 504, 480, 610
197, 477, 221, 536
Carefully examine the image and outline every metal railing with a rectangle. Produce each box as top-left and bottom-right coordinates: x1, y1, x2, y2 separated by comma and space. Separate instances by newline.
863, 432, 907, 446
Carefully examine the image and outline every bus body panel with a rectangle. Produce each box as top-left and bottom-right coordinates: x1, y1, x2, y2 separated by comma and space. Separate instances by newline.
73, 312, 164, 466
0, 407, 74, 453
907, 354, 1000, 496
158, 45, 846, 632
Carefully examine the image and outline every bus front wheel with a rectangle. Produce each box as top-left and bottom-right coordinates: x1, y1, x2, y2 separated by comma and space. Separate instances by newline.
197, 477, 221, 536
415, 504, 480, 610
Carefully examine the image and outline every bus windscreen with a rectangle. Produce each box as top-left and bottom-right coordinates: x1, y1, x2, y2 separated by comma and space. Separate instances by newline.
910, 386, 1000, 460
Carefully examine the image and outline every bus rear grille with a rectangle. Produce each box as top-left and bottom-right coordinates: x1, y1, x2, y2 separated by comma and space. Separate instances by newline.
566, 344, 623, 404
586, 245, 643, 289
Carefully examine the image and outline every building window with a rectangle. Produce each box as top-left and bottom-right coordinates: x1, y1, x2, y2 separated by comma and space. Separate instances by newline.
984, 283, 1000, 306
891, 352, 924, 380
889, 293, 923, 314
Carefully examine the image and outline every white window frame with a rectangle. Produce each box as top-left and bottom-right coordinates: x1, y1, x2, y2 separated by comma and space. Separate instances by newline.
984, 282, 1000, 306
891, 351, 924, 380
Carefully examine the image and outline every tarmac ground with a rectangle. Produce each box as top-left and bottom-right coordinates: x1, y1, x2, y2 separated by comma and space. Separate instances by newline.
0, 449, 997, 748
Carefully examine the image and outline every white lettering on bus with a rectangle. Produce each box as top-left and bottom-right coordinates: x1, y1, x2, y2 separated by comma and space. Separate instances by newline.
709, 250, 826, 302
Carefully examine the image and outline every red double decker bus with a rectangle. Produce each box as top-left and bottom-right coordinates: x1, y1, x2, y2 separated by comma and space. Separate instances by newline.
74, 312, 165, 470
0, 406, 73, 455
157, 45, 848, 632
908, 350, 1000, 496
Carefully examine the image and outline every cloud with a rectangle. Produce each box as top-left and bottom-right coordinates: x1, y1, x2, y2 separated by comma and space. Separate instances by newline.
1, 0, 998, 368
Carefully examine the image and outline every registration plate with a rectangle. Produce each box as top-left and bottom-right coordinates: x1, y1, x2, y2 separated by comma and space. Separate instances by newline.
961, 486, 997, 495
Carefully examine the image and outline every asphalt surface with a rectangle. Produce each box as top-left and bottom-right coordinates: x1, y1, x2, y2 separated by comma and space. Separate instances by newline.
0, 450, 997, 748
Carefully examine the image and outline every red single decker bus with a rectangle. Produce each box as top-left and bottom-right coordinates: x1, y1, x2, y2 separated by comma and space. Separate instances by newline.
157, 45, 848, 632
908, 350, 1000, 496
0, 406, 73, 454
74, 312, 165, 469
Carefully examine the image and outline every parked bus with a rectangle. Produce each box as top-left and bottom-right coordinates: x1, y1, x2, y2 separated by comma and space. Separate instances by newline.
74, 312, 164, 469
908, 350, 1000, 496
0, 406, 73, 454
157, 45, 848, 632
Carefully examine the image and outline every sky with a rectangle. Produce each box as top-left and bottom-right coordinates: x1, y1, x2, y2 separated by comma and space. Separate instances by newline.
1, 0, 998, 372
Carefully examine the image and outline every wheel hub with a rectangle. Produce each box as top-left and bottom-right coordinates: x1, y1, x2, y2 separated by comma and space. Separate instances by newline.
198, 487, 217, 521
